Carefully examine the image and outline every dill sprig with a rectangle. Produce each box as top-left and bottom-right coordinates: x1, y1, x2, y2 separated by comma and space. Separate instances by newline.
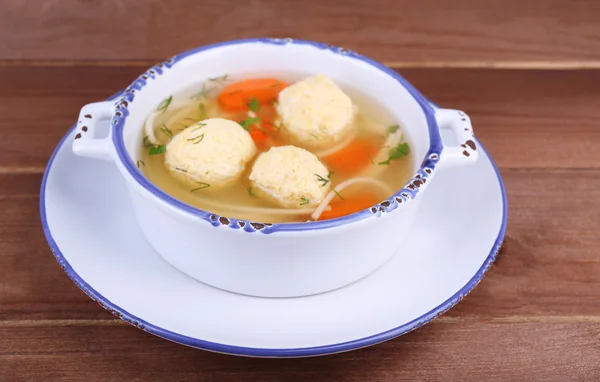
191, 182, 211, 192
388, 124, 400, 134
314, 173, 331, 187
160, 124, 173, 138
136, 160, 145, 168
187, 133, 205, 144
208, 74, 229, 83
156, 95, 172, 113
191, 122, 206, 132
198, 103, 206, 120
300, 197, 310, 205
142, 135, 152, 148
333, 189, 344, 200
191, 83, 215, 100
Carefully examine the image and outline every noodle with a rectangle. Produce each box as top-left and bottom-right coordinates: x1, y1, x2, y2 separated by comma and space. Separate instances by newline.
310, 177, 394, 221
313, 130, 357, 158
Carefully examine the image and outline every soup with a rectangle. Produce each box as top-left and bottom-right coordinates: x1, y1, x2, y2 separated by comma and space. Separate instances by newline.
139, 73, 413, 223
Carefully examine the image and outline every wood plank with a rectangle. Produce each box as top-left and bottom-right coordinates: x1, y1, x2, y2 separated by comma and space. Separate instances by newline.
401, 69, 600, 169
1, 169, 599, 321
0, 321, 598, 381
1, 66, 600, 170
1, 0, 600, 63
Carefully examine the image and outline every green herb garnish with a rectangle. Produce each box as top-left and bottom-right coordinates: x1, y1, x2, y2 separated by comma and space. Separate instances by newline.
156, 95, 172, 113
208, 74, 229, 83
191, 182, 211, 192
388, 124, 400, 134
379, 142, 410, 165
191, 83, 215, 100
248, 98, 260, 112
187, 133, 205, 144
315, 173, 330, 187
191, 122, 206, 132
333, 189, 344, 200
248, 187, 257, 198
198, 103, 206, 119
239, 117, 261, 130
175, 167, 188, 173
160, 124, 173, 138
142, 135, 151, 147
300, 197, 310, 205
136, 160, 145, 168
148, 144, 166, 155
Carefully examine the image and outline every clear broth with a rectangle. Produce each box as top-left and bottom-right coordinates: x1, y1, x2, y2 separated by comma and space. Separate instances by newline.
140, 73, 413, 223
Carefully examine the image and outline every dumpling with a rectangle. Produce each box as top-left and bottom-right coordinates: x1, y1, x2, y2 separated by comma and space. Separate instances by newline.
165, 118, 256, 187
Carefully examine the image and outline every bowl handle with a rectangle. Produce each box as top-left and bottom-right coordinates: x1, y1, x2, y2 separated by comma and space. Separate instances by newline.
72, 101, 115, 162
434, 108, 479, 167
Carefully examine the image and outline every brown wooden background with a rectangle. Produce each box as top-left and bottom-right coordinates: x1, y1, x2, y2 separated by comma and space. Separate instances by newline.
1, 0, 600, 380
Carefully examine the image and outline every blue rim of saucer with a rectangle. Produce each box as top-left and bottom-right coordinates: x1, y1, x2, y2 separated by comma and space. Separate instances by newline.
40, 88, 507, 358
110, 38, 445, 233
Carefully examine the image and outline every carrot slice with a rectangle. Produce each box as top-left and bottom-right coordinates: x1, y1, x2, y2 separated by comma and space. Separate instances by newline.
218, 79, 288, 111
323, 139, 379, 175
319, 193, 381, 220
250, 128, 268, 145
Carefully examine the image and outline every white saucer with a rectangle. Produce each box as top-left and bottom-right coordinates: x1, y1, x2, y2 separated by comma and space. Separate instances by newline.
41, 93, 507, 357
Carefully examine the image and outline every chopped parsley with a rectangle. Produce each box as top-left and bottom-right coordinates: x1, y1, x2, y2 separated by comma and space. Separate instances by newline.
142, 135, 151, 147
248, 98, 260, 112
300, 197, 310, 205
191, 182, 211, 192
379, 142, 410, 165
156, 95, 172, 113
148, 144, 166, 155
239, 117, 261, 130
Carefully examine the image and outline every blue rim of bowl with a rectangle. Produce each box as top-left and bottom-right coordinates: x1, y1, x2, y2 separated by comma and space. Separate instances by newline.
40, 89, 507, 357
111, 38, 444, 234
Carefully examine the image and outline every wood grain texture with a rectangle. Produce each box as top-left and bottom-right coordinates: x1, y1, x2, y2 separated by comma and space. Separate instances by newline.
0, 321, 599, 381
2, 66, 600, 170
2, 169, 599, 322
1, 0, 600, 63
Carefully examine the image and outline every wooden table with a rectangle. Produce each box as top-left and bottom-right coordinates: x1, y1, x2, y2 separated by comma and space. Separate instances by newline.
1, 1, 599, 380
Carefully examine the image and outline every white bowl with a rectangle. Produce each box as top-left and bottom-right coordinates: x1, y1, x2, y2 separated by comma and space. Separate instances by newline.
71, 38, 479, 297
